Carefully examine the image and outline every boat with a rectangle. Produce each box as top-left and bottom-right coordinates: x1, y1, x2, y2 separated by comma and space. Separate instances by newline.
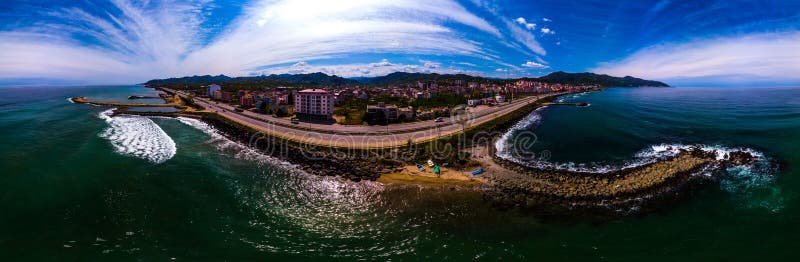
433, 165, 440, 175
415, 163, 426, 171
471, 167, 484, 175
427, 159, 435, 167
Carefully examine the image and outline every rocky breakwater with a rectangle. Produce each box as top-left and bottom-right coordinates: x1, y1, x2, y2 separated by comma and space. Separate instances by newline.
200, 114, 403, 181
485, 146, 758, 216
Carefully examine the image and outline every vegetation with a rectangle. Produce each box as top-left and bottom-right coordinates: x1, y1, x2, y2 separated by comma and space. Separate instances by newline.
144, 72, 359, 90
537, 71, 670, 87
411, 91, 467, 110
356, 72, 492, 86
145, 71, 668, 90
333, 98, 367, 125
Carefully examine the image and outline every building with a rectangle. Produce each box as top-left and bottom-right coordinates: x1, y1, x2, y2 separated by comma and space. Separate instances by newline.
239, 94, 255, 108
399, 106, 414, 120
213, 90, 232, 102
207, 84, 221, 97
366, 102, 399, 124
495, 93, 506, 103
254, 97, 271, 112
294, 89, 334, 120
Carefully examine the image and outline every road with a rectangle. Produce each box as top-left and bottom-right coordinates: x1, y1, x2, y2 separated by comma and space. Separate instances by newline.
161, 87, 565, 149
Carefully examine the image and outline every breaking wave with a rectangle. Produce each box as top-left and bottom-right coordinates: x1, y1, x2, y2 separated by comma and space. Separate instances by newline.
175, 117, 298, 169
494, 106, 546, 160
98, 109, 176, 164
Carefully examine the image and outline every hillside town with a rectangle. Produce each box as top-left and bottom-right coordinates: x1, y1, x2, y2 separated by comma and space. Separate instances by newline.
191, 79, 597, 125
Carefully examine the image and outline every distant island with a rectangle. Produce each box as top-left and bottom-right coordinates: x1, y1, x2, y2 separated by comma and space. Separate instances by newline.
144, 71, 669, 89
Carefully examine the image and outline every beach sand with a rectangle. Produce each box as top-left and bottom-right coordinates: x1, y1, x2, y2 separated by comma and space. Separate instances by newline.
377, 164, 484, 187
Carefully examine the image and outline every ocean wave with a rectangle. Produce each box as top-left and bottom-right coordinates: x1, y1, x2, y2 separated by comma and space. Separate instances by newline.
176, 117, 299, 170
66, 97, 75, 103
98, 109, 176, 164
494, 106, 546, 160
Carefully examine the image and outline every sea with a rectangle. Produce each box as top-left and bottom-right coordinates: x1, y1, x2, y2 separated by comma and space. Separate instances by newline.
0, 85, 798, 260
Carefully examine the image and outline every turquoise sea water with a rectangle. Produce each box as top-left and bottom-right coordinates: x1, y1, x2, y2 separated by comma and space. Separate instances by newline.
1, 85, 798, 260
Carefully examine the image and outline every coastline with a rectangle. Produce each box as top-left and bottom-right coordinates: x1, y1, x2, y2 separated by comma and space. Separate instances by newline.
79, 88, 760, 216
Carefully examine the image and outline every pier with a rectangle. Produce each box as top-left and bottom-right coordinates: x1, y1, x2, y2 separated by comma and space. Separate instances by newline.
71, 93, 185, 108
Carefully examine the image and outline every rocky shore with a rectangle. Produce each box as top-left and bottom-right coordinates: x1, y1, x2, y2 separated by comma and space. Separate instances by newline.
481, 143, 758, 217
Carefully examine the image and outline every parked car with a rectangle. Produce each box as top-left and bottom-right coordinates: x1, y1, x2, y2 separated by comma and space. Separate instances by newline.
291, 118, 300, 124
434, 117, 444, 122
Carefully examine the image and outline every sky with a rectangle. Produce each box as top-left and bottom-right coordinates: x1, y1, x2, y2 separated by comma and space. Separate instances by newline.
0, 0, 798, 86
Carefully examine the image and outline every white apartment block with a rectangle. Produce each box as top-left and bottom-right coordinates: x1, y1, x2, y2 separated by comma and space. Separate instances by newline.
295, 89, 334, 120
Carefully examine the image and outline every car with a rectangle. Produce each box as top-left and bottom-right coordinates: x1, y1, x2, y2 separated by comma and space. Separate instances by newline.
434, 117, 444, 122
291, 118, 300, 124
272, 114, 278, 118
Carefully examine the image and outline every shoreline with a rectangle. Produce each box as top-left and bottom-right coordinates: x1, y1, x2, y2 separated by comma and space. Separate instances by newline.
77, 89, 760, 216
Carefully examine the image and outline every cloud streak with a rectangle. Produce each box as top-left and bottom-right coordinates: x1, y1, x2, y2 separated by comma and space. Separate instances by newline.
594, 32, 800, 84
1, 0, 536, 84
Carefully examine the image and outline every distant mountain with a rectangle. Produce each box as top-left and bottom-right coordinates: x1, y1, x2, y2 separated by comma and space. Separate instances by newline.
355, 71, 668, 87
537, 71, 669, 87
145, 71, 668, 89
144, 73, 358, 89
266, 72, 359, 86
356, 72, 489, 86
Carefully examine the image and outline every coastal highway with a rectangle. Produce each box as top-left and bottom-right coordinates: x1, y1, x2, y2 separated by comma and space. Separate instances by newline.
161, 87, 564, 148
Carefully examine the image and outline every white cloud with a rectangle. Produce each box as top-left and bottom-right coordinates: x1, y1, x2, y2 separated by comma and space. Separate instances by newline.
593, 32, 800, 84
542, 17, 551, 22
540, 28, 554, 34
369, 59, 394, 67
422, 61, 441, 68
0, 0, 509, 84
261, 59, 482, 77
521, 61, 549, 69
182, 0, 506, 76
503, 18, 545, 55
0, 0, 548, 84
0, 0, 209, 84
514, 17, 536, 30
495, 68, 508, 72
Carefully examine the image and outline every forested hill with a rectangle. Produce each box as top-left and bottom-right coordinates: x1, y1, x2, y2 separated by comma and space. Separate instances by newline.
144, 72, 358, 89
536, 71, 669, 87
145, 71, 668, 89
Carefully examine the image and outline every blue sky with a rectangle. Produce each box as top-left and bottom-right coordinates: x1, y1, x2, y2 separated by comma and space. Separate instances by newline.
0, 0, 798, 86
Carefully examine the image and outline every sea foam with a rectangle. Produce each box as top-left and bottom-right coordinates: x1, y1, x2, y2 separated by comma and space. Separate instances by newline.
98, 109, 176, 164
176, 117, 297, 169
